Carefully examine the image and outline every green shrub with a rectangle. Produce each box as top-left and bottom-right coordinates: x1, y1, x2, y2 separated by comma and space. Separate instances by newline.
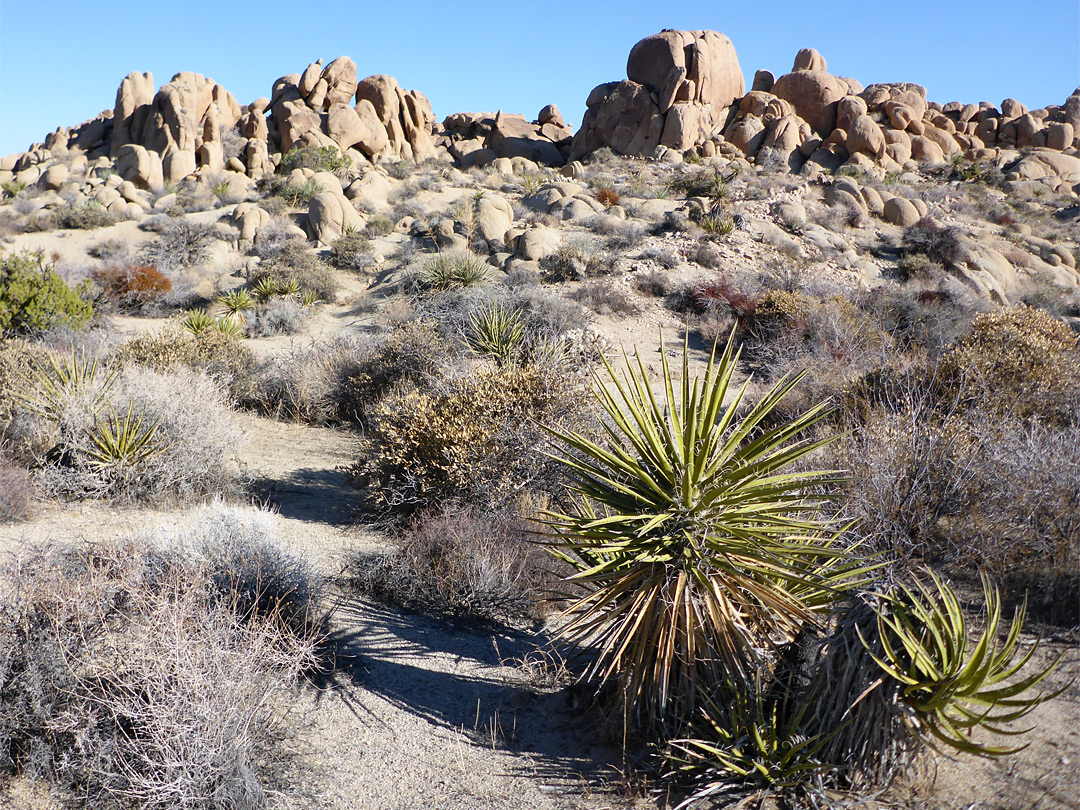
0, 252, 93, 335
53, 202, 115, 230
419, 251, 491, 291
328, 232, 372, 271
279, 145, 350, 175
275, 177, 324, 207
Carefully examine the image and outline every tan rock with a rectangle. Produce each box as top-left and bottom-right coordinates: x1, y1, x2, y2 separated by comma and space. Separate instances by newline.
277, 100, 322, 152
474, 193, 514, 243
847, 114, 885, 158
231, 202, 272, 242
626, 29, 744, 112
39, 163, 69, 191
792, 48, 826, 72
882, 196, 919, 226
517, 227, 562, 261
1047, 122, 1075, 151
111, 71, 155, 156
321, 57, 358, 108
298, 60, 323, 97
307, 191, 362, 244
571, 80, 664, 160
771, 70, 849, 136
910, 135, 945, 163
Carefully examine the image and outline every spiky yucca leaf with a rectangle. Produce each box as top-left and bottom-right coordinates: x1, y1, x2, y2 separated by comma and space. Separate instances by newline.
276, 278, 300, 298
18, 352, 118, 422
252, 277, 279, 301
669, 687, 824, 797
85, 400, 163, 469
863, 569, 1063, 756
180, 308, 215, 335
218, 289, 254, 315
213, 316, 245, 339
543, 332, 865, 737
466, 300, 524, 364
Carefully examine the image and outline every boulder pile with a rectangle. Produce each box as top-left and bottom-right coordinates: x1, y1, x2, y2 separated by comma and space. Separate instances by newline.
438, 106, 572, 167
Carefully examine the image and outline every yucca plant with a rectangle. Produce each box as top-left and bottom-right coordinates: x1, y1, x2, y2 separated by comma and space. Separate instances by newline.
276, 277, 300, 298
85, 400, 163, 469
217, 289, 254, 322
465, 301, 525, 364
543, 332, 864, 738
180, 308, 214, 335
213, 316, 245, 339
252, 276, 279, 301
421, 252, 491, 291
861, 569, 1063, 757
18, 352, 117, 422
300, 290, 320, 308
669, 686, 824, 800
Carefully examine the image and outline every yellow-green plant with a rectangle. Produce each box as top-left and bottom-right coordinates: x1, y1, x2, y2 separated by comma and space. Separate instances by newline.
180, 309, 215, 336
465, 301, 524, 364
214, 316, 245, 339
421, 252, 490, 291
862, 569, 1063, 756
86, 400, 163, 469
252, 277, 279, 301
18, 352, 117, 422
276, 277, 300, 298
543, 333, 862, 737
217, 289, 254, 321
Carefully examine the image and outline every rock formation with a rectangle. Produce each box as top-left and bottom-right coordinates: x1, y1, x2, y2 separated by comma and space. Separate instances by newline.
572, 30, 745, 160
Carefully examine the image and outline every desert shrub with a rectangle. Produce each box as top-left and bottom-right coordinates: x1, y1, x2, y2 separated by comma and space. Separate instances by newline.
90, 264, 172, 310
673, 275, 762, 330
328, 231, 373, 270
274, 177, 324, 207
53, 202, 115, 230
668, 166, 731, 203
0, 508, 321, 807
365, 215, 394, 236
279, 145, 350, 175
249, 241, 337, 303
22, 358, 245, 501
346, 362, 586, 518
245, 297, 307, 337
640, 245, 680, 270
0, 340, 53, 441
112, 327, 261, 405
138, 219, 216, 273
569, 280, 640, 317
88, 238, 131, 263
341, 320, 450, 419
604, 219, 647, 250
0, 251, 93, 336
900, 217, 964, 267
540, 238, 616, 282
344, 504, 551, 625
253, 335, 370, 424
0, 455, 33, 521
595, 187, 620, 207
936, 306, 1080, 422
634, 268, 673, 297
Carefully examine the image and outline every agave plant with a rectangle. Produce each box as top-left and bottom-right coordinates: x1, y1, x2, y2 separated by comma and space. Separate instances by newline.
85, 400, 163, 469
465, 301, 524, 364
862, 569, 1062, 756
180, 308, 215, 335
543, 332, 863, 738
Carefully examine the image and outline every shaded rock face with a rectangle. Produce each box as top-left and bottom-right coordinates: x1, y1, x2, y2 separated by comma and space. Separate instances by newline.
572, 29, 744, 160
439, 107, 572, 167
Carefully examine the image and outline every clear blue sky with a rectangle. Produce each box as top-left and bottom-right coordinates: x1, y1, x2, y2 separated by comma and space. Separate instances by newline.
1, 0, 1078, 156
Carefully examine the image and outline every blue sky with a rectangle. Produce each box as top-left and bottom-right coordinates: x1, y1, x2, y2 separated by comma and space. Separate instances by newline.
1, 0, 1077, 156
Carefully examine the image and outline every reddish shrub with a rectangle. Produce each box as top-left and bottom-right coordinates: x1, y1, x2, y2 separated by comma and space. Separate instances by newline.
92, 264, 172, 308
690, 276, 760, 328
595, 187, 620, 207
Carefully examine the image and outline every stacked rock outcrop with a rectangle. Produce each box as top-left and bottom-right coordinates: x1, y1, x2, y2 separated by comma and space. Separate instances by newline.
571, 30, 744, 160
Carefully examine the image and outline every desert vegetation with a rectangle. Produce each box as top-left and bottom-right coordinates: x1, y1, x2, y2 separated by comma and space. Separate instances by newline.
1, 29, 1078, 810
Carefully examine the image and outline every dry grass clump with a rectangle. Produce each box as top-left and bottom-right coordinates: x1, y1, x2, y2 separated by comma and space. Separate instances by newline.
569, 280, 640, 317
138, 218, 216, 273
346, 362, 587, 519
0, 504, 323, 808
0, 454, 33, 521
345, 504, 552, 625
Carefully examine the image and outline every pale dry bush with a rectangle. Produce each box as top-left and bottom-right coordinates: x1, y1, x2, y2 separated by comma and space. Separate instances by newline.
345, 503, 552, 625
31, 364, 244, 501
253, 335, 372, 424
0, 454, 33, 521
0, 506, 323, 808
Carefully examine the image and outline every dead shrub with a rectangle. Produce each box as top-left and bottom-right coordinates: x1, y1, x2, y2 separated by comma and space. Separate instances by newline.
91, 264, 172, 310
253, 335, 371, 424
344, 504, 552, 625
569, 280, 640, 317
0, 455, 33, 521
0, 506, 322, 807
